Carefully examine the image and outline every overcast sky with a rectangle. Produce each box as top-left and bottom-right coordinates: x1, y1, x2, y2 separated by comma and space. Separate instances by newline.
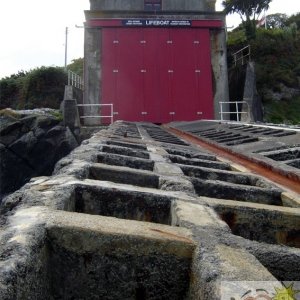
0, 0, 299, 79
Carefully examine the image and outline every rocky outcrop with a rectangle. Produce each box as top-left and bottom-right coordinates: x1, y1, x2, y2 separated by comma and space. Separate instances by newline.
0, 109, 79, 198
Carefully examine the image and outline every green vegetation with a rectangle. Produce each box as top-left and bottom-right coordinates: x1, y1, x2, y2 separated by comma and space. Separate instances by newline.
0, 67, 67, 110
222, 0, 272, 40
0, 58, 84, 110
264, 96, 300, 124
48, 110, 63, 121
68, 58, 84, 77
227, 13, 300, 124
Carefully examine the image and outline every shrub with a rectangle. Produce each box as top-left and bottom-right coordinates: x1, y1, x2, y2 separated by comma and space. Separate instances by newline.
0, 67, 67, 110
22, 67, 67, 109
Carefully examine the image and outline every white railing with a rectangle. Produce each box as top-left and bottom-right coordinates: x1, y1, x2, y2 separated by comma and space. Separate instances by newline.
219, 101, 249, 121
232, 45, 251, 66
76, 103, 114, 124
68, 70, 84, 90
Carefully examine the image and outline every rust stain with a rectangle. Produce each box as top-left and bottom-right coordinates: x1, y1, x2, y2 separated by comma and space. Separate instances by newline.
150, 228, 194, 244
165, 126, 300, 194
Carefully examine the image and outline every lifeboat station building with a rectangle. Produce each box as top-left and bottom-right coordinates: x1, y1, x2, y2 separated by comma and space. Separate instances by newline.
83, 0, 229, 124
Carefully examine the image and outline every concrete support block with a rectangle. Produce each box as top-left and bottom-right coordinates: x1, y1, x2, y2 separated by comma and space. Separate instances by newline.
64, 85, 83, 104
241, 62, 263, 122
63, 99, 81, 135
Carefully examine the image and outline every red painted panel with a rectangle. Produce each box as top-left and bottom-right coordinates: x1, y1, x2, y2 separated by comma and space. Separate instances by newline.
102, 27, 214, 123
156, 29, 173, 123
191, 20, 223, 28
195, 29, 214, 119
171, 29, 196, 121
141, 29, 160, 122
117, 28, 143, 121
102, 28, 143, 122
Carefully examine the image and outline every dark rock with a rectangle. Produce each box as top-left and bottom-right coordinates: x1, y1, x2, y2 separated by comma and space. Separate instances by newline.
0, 120, 22, 136
9, 131, 38, 156
0, 143, 34, 197
46, 125, 66, 138
34, 127, 46, 139
0, 110, 79, 198
0, 121, 23, 145
19, 115, 37, 130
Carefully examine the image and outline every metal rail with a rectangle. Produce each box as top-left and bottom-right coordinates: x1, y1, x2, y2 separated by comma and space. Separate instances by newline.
76, 104, 114, 124
232, 45, 251, 66
164, 126, 300, 194
68, 70, 84, 90
219, 101, 249, 121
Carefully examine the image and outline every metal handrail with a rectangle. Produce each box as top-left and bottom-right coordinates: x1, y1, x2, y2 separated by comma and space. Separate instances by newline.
68, 70, 84, 90
232, 45, 251, 66
219, 101, 249, 121
76, 103, 114, 124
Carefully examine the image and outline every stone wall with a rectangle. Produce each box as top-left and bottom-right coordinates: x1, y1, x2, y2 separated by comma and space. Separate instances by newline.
1, 121, 299, 299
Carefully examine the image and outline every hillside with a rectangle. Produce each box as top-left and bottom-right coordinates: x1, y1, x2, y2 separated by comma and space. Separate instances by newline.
227, 13, 300, 124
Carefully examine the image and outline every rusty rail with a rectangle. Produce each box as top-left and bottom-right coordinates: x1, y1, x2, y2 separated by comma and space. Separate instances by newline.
165, 126, 300, 194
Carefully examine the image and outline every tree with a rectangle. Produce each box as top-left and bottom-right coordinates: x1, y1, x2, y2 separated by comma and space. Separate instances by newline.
23, 66, 67, 108
266, 13, 288, 29
0, 71, 27, 109
222, 0, 272, 39
0, 67, 68, 109
285, 12, 300, 29
67, 58, 83, 77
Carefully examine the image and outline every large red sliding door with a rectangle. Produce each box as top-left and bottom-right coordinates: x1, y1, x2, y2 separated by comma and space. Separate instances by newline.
102, 27, 213, 123
102, 28, 143, 121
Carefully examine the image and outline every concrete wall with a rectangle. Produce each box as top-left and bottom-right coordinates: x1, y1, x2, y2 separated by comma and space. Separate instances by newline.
90, 0, 216, 12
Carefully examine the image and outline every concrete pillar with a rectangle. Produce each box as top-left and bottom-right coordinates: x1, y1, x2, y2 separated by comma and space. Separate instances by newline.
241, 62, 263, 122
63, 99, 81, 137
84, 27, 102, 126
211, 27, 230, 120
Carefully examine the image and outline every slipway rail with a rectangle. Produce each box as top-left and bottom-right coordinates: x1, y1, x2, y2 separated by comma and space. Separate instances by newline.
165, 125, 300, 194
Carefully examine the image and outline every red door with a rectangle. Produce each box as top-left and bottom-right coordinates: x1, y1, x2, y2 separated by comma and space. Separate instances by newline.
156, 29, 173, 123
102, 27, 214, 123
141, 28, 160, 122
171, 29, 197, 121
195, 29, 214, 119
